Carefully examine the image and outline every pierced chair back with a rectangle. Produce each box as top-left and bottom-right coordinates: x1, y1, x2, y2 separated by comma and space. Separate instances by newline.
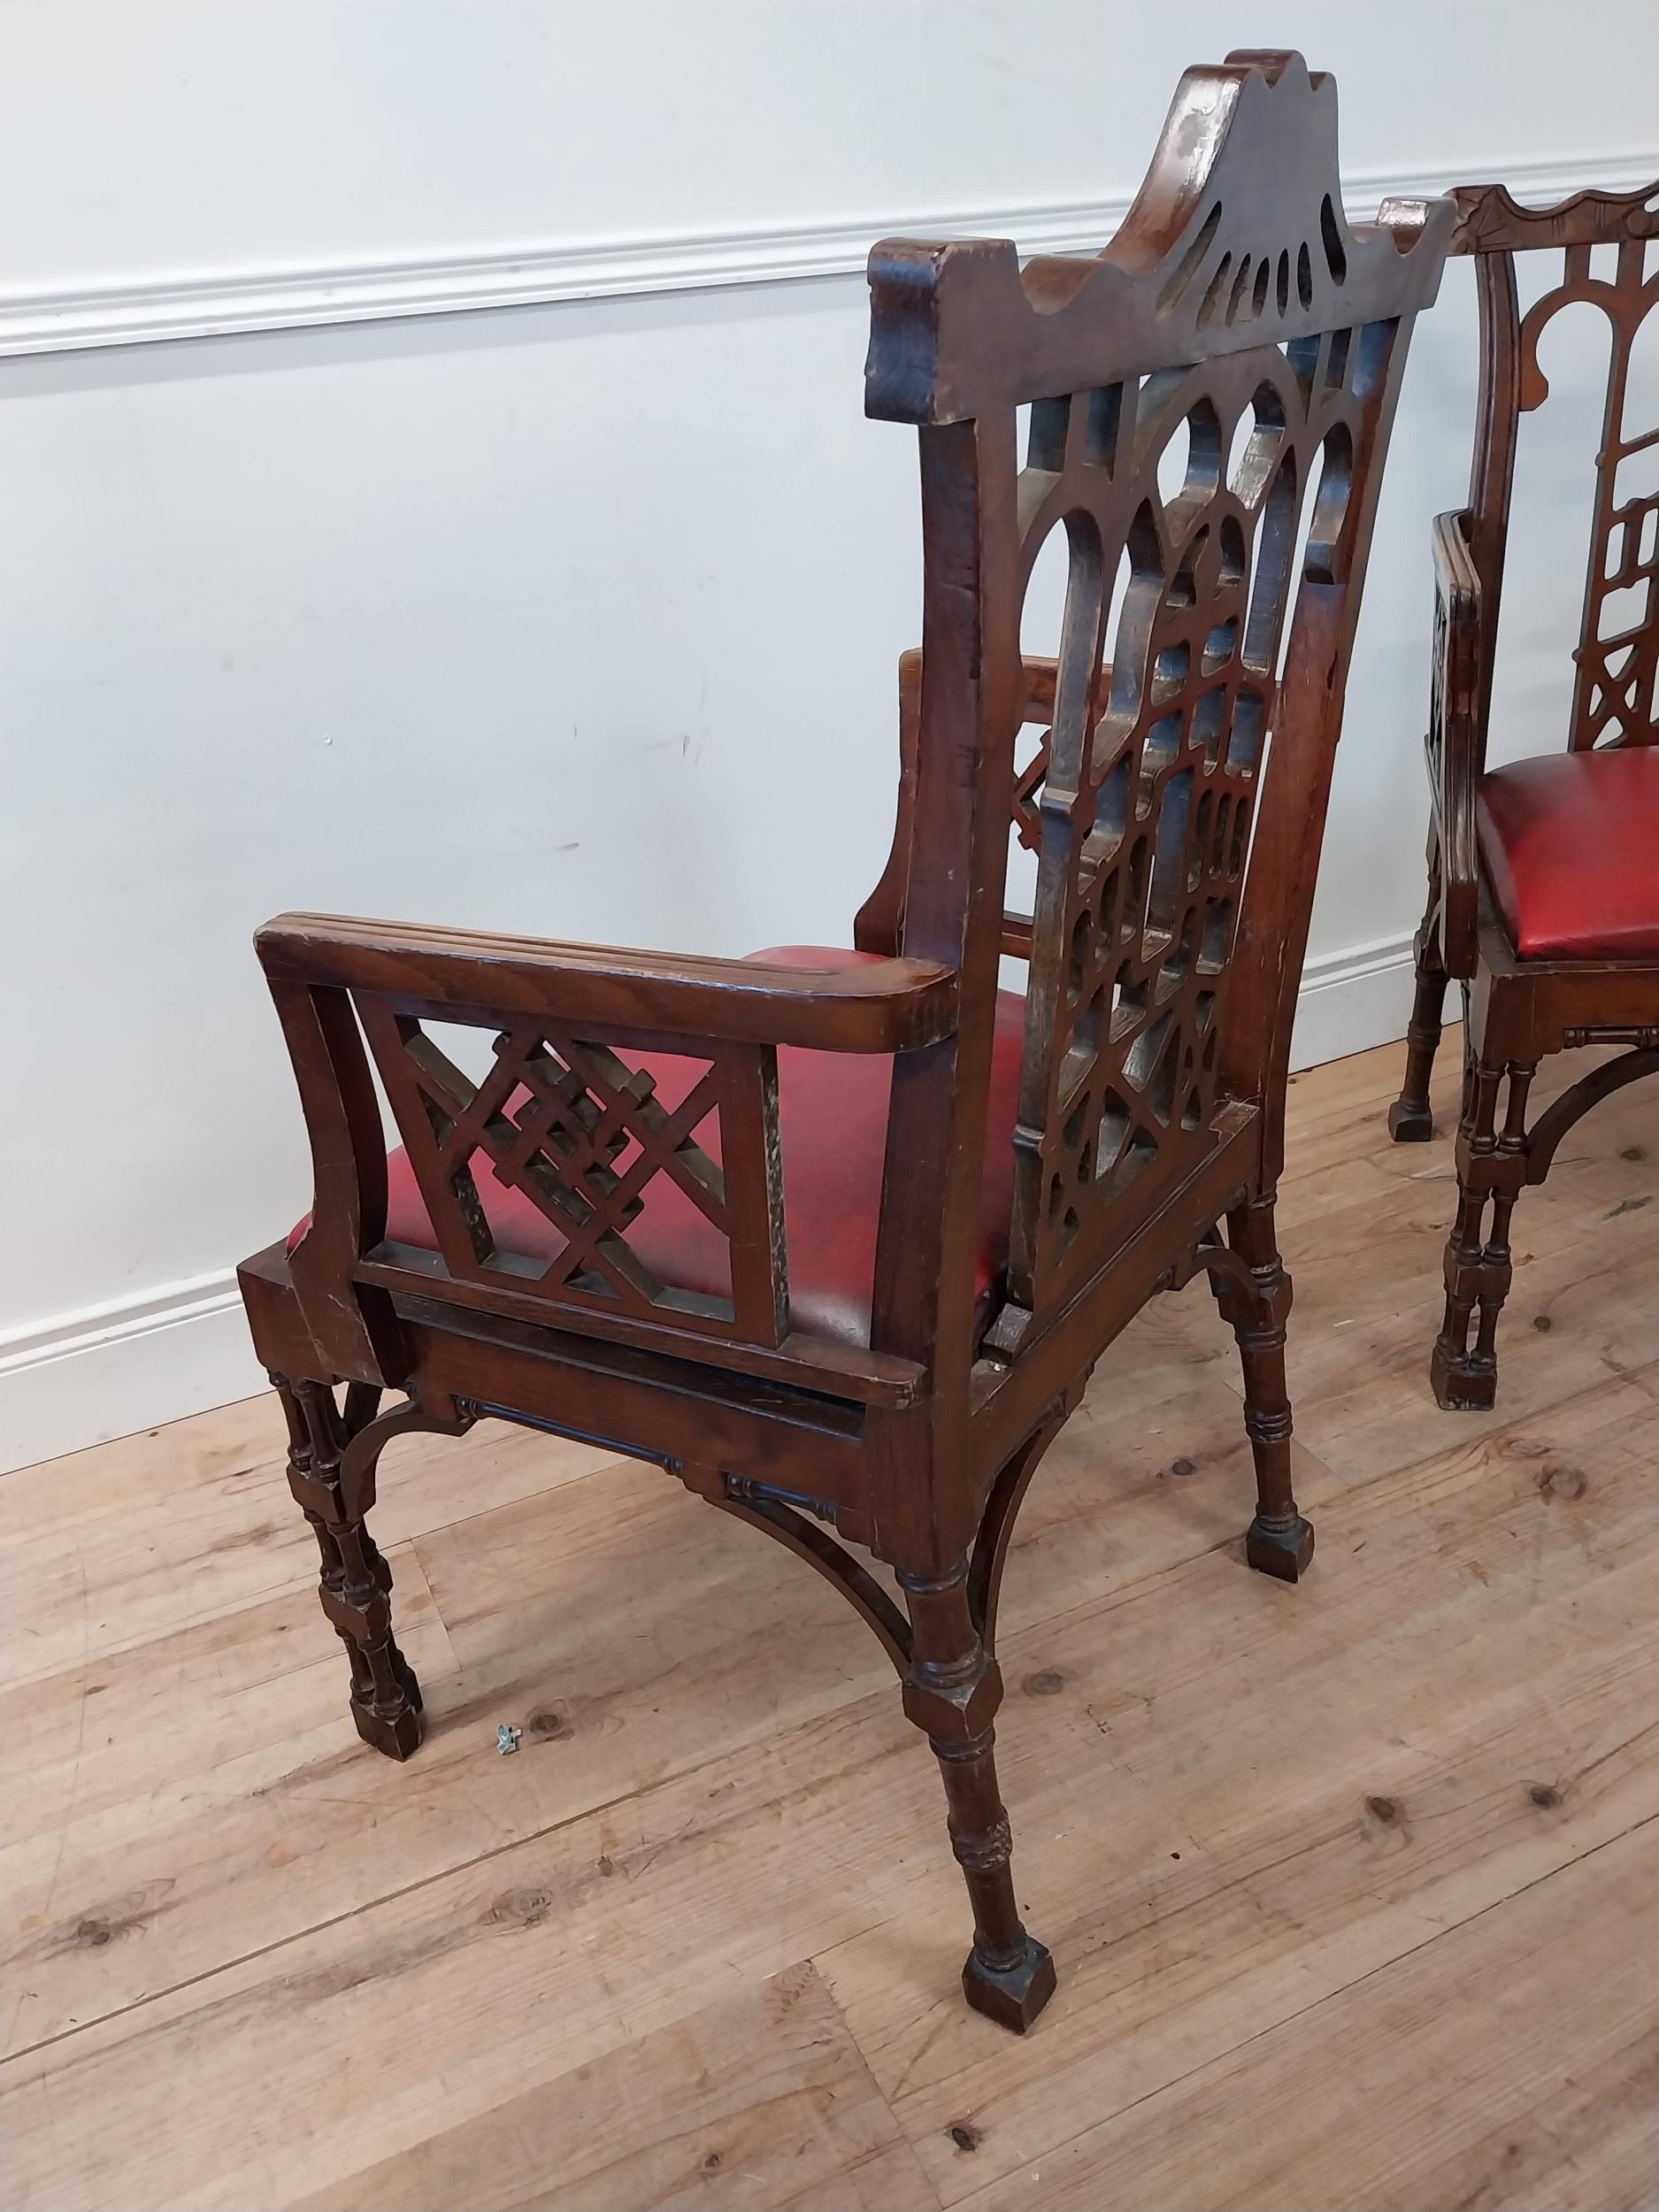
860, 51, 1450, 1364
1461, 181, 1658, 756
1426, 180, 1658, 979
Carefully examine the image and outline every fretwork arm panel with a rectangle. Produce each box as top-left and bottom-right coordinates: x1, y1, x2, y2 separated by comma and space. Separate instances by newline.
258, 913, 956, 1376
361, 1003, 786, 1341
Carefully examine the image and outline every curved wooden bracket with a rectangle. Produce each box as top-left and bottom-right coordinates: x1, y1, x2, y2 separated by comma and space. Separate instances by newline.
1525, 1048, 1659, 1187
968, 1401, 1074, 1655
338, 1390, 477, 1521
700, 1478, 913, 1678
1162, 1224, 1256, 1307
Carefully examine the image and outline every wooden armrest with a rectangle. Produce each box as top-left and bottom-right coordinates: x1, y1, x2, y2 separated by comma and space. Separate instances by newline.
904, 644, 1057, 720
855, 646, 1063, 957
1427, 509, 1483, 971
257, 912, 958, 1053
1018, 654, 1058, 718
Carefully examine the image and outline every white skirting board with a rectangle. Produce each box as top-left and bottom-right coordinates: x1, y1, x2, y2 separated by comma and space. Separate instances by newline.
0, 934, 1419, 1476
1288, 928, 1421, 1075
0, 1276, 265, 1479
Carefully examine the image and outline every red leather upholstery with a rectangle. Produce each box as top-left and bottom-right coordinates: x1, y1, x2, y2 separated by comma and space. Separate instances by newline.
291, 946, 1026, 1348
1477, 748, 1659, 962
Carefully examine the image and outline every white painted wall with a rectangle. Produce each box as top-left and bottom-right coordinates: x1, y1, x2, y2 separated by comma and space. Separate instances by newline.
2, 1, 1653, 1466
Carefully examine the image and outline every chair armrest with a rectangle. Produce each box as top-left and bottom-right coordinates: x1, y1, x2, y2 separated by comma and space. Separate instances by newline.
257, 912, 957, 1053
855, 644, 1060, 957
1017, 655, 1059, 718
258, 910, 958, 1385
1426, 508, 1483, 974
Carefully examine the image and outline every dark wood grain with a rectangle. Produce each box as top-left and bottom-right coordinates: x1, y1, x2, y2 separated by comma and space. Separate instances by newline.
242, 50, 1449, 2033
1389, 172, 1659, 1410
259, 913, 957, 1051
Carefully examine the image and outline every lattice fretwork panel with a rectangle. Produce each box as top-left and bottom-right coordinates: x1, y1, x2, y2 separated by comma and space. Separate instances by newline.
1513, 233, 1658, 748
355, 1002, 788, 1344
1005, 325, 1385, 1319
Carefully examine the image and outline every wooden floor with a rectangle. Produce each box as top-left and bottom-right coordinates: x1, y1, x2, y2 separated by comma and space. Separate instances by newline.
3, 1034, 1655, 2212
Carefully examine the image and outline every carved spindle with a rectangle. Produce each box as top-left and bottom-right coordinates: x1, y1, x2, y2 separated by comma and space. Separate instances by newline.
274, 1374, 424, 1758
897, 1558, 1055, 2031
1432, 1057, 1538, 1410
1211, 1195, 1314, 1579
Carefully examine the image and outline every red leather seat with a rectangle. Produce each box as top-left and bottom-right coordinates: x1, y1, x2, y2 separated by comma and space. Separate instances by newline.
292, 946, 1026, 1348
1477, 747, 1659, 962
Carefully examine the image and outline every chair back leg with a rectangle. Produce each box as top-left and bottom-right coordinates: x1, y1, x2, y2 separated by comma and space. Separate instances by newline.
1390, 869, 1451, 1142
1211, 1196, 1316, 1581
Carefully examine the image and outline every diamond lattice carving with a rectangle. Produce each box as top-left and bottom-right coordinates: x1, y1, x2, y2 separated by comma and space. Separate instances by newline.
357, 1002, 787, 1340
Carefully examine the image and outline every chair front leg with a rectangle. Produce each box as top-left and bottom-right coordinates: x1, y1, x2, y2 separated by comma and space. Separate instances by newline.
1217, 1194, 1314, 1582
273, 1373, 424, 1758
898, 1557, 1055, 2032
1432, 1056, 1536, 1410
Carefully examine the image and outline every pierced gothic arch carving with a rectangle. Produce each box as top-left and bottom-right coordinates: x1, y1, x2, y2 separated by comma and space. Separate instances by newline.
1452, 177, 1659, 752
864, 52, 1448, 1354
996, 339, 1378, 1331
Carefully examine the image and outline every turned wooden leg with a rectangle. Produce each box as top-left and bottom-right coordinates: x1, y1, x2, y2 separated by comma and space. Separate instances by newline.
897, 1559, 1054, 2032
1431, 1057, 1536, 1411
1219, 1194, 1313, 1582
273, 1373, 424, 1759
1388, 894, 1448, 1143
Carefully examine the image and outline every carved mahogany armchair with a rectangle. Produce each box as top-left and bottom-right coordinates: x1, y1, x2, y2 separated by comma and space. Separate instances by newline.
1388, 177, 1658, 1409
240, 52, 1449, 2032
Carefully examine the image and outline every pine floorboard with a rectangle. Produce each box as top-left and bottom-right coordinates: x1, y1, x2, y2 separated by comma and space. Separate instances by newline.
2, 1035, 1653, 2210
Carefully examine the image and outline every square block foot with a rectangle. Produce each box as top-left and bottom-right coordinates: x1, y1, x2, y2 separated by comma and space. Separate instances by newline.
962, 1937, 1056, 2033
1245, 1513, 1315, 1583
392, 1647, 424, 1713
1431, 1343, 1497, 1411
1387, 1099, 1435, 1142
351, 1694, 424, 1760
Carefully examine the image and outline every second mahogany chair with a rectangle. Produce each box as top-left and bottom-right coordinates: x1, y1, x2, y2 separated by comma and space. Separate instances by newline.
240, 51, 1450, 2031
1389, 176, 1658, 1408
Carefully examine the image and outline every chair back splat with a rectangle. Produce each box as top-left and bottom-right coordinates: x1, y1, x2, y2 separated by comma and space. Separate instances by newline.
859, 52, 1448, 1383
1457, 180, 1659, 759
